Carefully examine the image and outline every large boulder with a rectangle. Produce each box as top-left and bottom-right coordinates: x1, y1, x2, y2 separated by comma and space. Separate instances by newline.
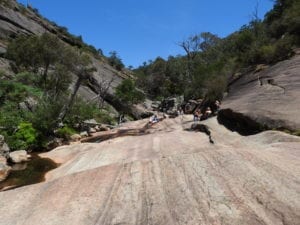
221, 53, 300, 131
9, 150, 29, 163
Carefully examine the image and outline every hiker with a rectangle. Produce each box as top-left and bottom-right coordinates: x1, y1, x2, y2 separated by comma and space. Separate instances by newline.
118, 114, 124, 125
214, 100, 221, 115
149, 114, 159, 124
193, 109, 201, 122
200, 107, 212, 121
179, 106, 184, 121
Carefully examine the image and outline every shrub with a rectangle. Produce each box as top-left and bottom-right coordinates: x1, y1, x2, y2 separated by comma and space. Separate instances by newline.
204, 76, 227, 101
56, 126, 76, 139
115, 79, 145, 105
14, 72, 39, 86
93, 110, 116, 125
29, 96, 65, 136
258, 45, 277, 64
11, 122, 38, 150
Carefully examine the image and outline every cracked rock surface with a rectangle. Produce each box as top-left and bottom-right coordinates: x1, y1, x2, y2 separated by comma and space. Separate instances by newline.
0, 116, 299, 225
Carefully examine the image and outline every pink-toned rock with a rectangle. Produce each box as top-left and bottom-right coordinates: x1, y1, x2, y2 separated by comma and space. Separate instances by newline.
0, 117, 299, 225
222, 53, 300, 131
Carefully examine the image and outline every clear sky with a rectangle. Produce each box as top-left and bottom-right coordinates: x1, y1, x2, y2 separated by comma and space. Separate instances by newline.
17, 0, 274, 68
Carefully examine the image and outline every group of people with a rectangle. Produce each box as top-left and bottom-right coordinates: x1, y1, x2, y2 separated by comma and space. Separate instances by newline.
193, 100, 221, 122
148, 100, 221, 125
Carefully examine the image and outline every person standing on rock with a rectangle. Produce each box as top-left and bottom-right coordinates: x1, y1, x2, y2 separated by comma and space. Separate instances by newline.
214, 100, 221, 115
200, 107, 212, 121
193, 109, 201, 122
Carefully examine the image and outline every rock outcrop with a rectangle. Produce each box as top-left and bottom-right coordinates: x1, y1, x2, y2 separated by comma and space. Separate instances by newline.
221, 53, 300, 131
0, 116, 299, 225
8, 150, 29, 163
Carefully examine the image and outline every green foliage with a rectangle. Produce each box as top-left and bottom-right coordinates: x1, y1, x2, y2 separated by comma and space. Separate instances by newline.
292, 130, 300, 136
14, 72, 39, 86
6, 33, 76, 90
116, 79, 145, 105
204, 76, 227, 101
134, 0, 299, 102
29, 96, 65, 136
0, 103, 24, 134
65, 97, 99, 125
94, 110, 116, 125
108, 51, 125, 71
56, 126, 76, 139
0, 80, 41, 105
10, 122, 38, 150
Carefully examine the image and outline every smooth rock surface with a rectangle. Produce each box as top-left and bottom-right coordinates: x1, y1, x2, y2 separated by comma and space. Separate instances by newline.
222, 53, 300, 130
0, 116, 299, 225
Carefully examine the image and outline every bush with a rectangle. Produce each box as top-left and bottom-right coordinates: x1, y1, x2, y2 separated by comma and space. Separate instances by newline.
14, 72, 39, 86
10, 122, 38, 150
115, 79, 145, 105
56, 126, 76, 139
108, 51, 125, 71
204, 76, 227, 101
258, 45, 277, 64
29, 96, 65, 136
93, 110, 116, 125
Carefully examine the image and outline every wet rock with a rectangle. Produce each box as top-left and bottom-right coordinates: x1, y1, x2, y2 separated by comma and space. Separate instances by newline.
10, 163, 27, 171
9, 150, 29, 164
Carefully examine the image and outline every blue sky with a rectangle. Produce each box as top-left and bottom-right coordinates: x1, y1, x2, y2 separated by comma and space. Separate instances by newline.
17, 0, 274, 68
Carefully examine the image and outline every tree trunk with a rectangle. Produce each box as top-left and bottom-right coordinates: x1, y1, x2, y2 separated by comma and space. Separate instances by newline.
57, 76, 83, 123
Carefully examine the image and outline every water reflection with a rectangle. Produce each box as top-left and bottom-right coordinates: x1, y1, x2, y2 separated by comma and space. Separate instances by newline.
0, 153, 58, 191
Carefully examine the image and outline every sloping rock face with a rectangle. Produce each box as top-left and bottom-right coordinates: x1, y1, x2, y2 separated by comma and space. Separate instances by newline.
0, 116, 299, 225
221, 53, 300, 131
0, 0, 144, 116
